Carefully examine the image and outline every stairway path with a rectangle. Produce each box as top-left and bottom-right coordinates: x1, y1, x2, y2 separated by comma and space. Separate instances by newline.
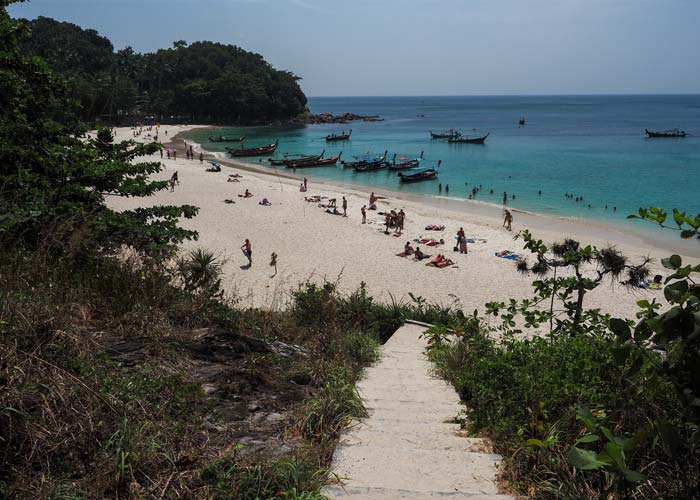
323, 322, 514, 500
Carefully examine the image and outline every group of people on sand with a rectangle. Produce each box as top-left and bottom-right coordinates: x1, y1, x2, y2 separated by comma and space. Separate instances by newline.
384, 209, 405, 234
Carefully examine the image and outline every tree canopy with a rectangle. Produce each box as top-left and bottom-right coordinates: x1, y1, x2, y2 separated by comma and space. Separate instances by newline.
18, 16, 308, 124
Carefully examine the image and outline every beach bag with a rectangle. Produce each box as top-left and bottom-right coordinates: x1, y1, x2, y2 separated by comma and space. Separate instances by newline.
453, 246, 458, 252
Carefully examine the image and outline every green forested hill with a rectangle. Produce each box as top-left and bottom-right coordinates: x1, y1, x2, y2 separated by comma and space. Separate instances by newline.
18, 16, 307, 124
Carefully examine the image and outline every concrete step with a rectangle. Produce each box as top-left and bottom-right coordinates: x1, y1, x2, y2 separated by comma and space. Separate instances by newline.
338, 425, 492, 454
323, 485, 514, 499
331, 445, 503, 494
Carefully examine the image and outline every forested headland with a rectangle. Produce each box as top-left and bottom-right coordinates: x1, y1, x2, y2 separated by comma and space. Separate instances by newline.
18, 16, 308, 125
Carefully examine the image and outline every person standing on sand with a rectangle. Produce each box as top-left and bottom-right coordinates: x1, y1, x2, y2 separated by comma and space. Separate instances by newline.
342, 197, 348, 217
199, 152, 204, 164
160, 148, 163, 158
304, 177, 308, 190
384, 213, 391, 234
361, 205, 367, 224
241, 239, 252, 267
503, 210, 513, 231
457, 227, 467, 254
170, 171, 179, 192
269, 252, 277, 277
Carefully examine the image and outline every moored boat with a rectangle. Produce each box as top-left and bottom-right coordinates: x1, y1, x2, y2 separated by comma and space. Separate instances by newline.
326, 129, 352, 141
645, 128, 686, 138
268, 150, 324, 166
342, 150, 388, 169
398, 161, 441, 182
286, 152, 342, 168
388, 151, 424, 170
209, 135, 245, 142
448, 132, 489, 144
430, 129, 461, 140
227, 140, 278, 157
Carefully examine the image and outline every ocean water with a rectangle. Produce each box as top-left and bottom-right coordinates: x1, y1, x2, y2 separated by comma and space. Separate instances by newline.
184, 95, 700, 235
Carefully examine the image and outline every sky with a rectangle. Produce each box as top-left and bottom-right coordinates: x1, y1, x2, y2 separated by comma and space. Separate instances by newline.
8, 0, 700, 97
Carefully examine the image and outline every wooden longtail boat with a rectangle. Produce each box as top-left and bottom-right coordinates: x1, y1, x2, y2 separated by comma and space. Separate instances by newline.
430, 129, 461, 139
342, 151, 388, 169
209, 135, 245, 142
268, 150, 324, 166
448, 133, 489, 144
326, 129, 352, 141
388, 151, 424, 171
286, 152, 342, 168
227, 140, 278, 157
645, 128, 686, 138
398, 161, 441, 183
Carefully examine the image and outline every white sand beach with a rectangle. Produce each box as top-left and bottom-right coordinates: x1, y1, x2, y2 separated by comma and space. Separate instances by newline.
108, 126, 699, 320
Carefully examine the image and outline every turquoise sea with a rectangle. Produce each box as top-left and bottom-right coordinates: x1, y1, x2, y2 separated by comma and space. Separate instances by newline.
184, 95, 700, 238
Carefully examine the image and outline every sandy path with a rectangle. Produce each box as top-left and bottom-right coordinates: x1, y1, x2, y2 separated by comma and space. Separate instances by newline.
107, 125, 697, 321
323, 322, 513, 500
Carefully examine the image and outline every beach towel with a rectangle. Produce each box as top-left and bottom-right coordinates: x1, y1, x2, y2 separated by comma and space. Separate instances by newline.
396, 252, 410, 257
414, 254, 431, 261
325, 209, 342, 216
391, 233, 402, 237
495, 250, 522, 260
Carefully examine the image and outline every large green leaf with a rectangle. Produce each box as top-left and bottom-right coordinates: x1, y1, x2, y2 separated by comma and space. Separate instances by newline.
567, 447, 607, 471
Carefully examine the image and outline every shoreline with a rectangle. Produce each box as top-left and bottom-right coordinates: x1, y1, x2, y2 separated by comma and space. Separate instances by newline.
173, 128, 700, 260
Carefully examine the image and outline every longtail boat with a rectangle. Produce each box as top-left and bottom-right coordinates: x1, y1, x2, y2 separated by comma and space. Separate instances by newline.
388, 151, 424, 171
448, 133, 489, 144
209, 135, 245, 142
286, 152, 342, 168
645, 128, 686, 138
326, 129, 352, 141
268, 150, 324, 166
227, 140, 278, 157
398, 161, 441, 182
430, 129, 461, 140
342, 150, 388, 169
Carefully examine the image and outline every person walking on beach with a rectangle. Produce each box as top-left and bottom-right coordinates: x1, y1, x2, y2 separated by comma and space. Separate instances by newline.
241, 239, 252, 267
160, 148, 163, 159
445, 184, 449, 194
396, 209, 405, 233
170, 171, 179, 192
342, 197, 347, 217
361, 205, 367, 224
173, 149, 177, 160
503, 209, 513, 231
199, 151, 204, 164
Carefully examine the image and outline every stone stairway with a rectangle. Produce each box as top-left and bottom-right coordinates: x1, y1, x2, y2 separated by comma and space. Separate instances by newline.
323, 322, 514, 500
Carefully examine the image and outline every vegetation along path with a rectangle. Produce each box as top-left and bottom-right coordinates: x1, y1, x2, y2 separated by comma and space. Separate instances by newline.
324, 322, 514, 500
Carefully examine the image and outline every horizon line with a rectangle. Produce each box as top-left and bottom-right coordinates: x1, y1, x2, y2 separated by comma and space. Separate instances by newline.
307, 92, 700, 98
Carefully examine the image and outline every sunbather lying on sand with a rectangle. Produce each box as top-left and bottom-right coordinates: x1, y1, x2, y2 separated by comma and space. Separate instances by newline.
259, 198, 272, 206
427, 254, 455, 268
224, 199, 236, 204
229, 173, 242, 178
238, 189, 253, 198
227, 178, 240, 182
425, 224, 446, 231
305, 196, 321, 203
